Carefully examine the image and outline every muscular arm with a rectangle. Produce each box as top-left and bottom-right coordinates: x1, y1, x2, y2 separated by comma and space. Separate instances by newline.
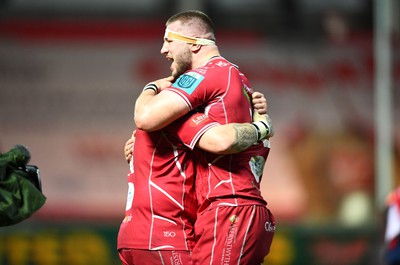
134, 76, 191, 131
134, 77, 268, 132
124, 114, 273, 160
134, 89, 189, 131
196, 123, 259, 155
197, 111, 274, 155
124, 123, 260, 160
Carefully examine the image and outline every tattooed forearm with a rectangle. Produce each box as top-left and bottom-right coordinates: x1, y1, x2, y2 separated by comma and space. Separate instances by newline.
228, 124, 258, 153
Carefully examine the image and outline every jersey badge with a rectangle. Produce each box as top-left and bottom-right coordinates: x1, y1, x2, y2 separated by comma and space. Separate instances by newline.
229, 215, 239, 224
172, 72, 205, 95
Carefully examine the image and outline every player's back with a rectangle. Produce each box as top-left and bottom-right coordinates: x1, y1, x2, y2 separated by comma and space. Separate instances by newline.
117, 128, 197, 251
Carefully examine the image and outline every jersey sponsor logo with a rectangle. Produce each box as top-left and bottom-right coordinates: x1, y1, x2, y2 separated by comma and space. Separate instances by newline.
171, 251, 183, 265
265, 221, 276, 232
222, 224, 238, 263
190, 113, 210, 127
172, 72, 204, 95
163, 231, 176, 237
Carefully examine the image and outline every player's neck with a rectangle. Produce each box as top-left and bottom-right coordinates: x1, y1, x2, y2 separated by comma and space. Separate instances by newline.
208, 55, 221, 61
193, 51, 221, 69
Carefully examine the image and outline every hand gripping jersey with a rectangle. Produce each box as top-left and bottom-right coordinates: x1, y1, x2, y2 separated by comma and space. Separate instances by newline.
166, 57, 270, 211
117, 112, 218, 251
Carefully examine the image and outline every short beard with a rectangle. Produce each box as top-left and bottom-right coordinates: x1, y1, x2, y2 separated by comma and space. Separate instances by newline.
172, 47, 192, 79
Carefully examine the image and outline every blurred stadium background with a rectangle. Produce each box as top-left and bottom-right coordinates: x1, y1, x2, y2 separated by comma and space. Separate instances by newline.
0, 0, 399, 264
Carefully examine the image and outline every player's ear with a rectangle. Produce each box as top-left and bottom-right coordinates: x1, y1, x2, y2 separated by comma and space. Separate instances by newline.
190, 44, 202, 52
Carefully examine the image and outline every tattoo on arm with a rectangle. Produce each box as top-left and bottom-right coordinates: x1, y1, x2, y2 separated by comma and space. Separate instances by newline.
228, 124, 258, 153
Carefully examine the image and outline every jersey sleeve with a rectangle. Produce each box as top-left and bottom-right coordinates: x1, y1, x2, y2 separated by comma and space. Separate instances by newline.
165, 69, 221, 111
166, 112, 220, 150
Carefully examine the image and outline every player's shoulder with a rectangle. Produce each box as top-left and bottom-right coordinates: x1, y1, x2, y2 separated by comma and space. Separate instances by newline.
170, 70, 206, 93
207, 57, 237, 70
192, 57, 236, 78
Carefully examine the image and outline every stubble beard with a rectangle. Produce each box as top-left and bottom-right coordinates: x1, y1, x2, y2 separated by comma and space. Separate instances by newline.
172, 48, 192, 80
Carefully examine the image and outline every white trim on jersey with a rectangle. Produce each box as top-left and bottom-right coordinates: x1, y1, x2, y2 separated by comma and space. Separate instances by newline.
149, 180, 184, 210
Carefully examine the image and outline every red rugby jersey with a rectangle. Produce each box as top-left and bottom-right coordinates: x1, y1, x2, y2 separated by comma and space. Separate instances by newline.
117, 112, 218, 251
166, 57, 270, 211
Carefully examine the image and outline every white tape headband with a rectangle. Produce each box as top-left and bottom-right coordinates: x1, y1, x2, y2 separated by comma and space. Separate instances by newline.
164, 29, 215, 46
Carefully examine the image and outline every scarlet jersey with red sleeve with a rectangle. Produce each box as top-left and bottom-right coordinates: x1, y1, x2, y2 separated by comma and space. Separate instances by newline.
165, 57, 270, 211
117, 112, 218, 251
